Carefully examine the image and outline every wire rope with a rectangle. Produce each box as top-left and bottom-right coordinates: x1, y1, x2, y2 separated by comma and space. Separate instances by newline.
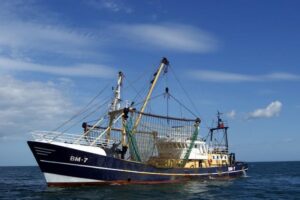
52, 82, 111, 131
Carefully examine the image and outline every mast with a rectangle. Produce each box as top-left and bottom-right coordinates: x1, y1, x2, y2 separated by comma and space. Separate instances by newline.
110, 71, 124, 112
209, 111, 229, 153
106, 71, 124, 140
132, 57, 169, 133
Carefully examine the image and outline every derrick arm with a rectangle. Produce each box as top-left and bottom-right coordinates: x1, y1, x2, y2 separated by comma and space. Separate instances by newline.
132, 57, 169, 133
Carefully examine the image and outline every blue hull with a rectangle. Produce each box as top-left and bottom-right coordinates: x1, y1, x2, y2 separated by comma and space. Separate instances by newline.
28, 141, 248, 186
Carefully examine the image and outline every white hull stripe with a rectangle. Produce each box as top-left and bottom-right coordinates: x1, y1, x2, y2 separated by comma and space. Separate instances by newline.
44, 173, 103, 183
40, 160, 247, 176
34, 146, 56, 152
36, 152, 49, 156
35, 149, 52, 154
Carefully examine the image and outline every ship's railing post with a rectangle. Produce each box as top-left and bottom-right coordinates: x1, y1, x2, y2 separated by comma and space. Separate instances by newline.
74, 117, 105, 144
90, 114, 123, 146
31, 130, 121, 148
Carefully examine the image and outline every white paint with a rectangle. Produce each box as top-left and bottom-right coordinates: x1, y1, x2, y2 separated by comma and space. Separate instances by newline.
110, 72, 123, 111
156, 139, 208, 160
212, 154, 228, 160
44, 173, 103, 183
35, 140, 106, 156
228, 167, 235, 171
188, 141, 209, 160
34, 146, 56, 152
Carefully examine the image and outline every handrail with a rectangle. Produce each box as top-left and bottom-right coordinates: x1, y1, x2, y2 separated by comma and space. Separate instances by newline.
74, 116, 105, 144
90, 114, 123, 146
31, 131, 120, 147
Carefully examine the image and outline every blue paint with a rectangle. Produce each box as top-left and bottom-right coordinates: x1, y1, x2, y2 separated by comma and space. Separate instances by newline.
28, 141, 247, 183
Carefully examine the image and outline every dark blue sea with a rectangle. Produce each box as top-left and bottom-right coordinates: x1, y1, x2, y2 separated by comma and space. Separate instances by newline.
0, 162, 299, 200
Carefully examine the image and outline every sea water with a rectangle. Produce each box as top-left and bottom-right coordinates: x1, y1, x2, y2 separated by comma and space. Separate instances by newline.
0, 162, 299, 200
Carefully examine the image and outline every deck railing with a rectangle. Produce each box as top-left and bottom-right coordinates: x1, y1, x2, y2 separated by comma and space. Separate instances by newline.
31, 131, 119, 147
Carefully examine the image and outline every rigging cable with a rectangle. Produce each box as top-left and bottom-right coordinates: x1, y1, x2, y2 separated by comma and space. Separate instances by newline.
123, 63, 156, 105
124, 75, 149, 105
163, 67, 170, 121
52, 82, 111, 131
169, 94, 198, 118
61, 98, 111, 133
164, 87, 170, 122
170, 65, 213, 133
169, 65, 200, 115
134, 92, 165, 107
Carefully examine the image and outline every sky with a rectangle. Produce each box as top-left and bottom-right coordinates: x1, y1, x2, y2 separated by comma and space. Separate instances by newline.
0, 0, 300, 166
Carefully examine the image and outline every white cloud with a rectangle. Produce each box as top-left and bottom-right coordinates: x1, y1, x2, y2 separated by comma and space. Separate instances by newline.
0, 75, 75, 140
265, 73, 300, 80
111, 23, 217, 53
0, 22, 90, 47
87, 0, 133, 13
283, 138, 293, 143
189, 70, 300, 82
0, 21, 101, 59
0, 1, 110, 60
189, 70, 256, 82
0, 6, 115, 78
248, 101, 282, 119
0, 57, 116, 78
226, 110, 236, 119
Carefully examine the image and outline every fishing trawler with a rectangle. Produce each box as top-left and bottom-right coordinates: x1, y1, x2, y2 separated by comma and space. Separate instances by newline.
28, 58, 248, 186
